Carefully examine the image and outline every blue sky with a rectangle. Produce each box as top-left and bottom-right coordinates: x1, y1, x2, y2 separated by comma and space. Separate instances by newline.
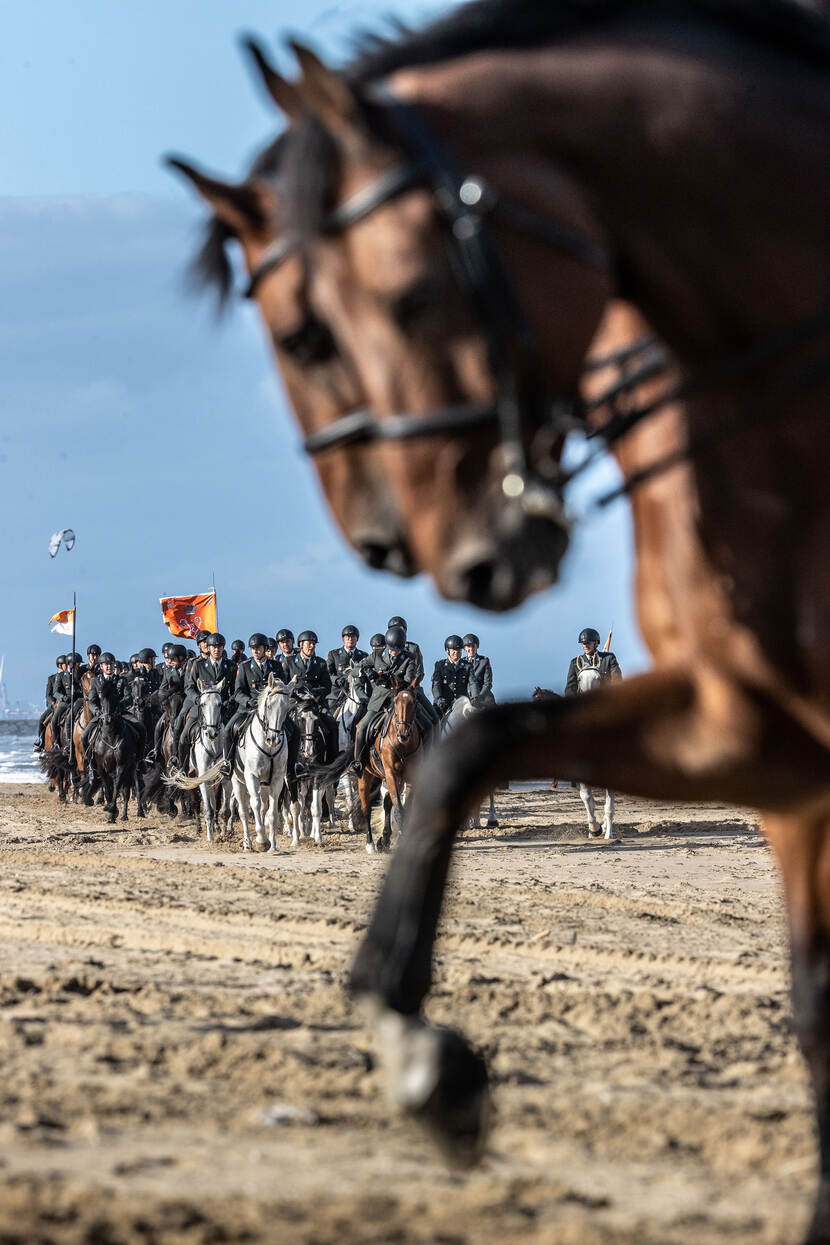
0, 0, 647, 709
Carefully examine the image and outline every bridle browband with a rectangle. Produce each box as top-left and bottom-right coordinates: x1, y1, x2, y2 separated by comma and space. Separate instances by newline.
244, 87, 830, 513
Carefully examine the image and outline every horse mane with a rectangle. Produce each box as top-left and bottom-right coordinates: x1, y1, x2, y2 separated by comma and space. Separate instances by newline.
283, 0, 830, 239
189, 133, 287, 311
348, 0, 830, 83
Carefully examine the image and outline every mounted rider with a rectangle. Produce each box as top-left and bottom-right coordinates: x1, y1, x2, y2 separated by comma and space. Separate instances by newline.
135, 647, 161, 694
224, 633, 283, 767
462, 633, 495, 706
174, 633, 235, 767
230, 639, 246, 667
326, 624, 368, 712
352, 626, 418, 775
173, 630, 214, 751
86, 644, 102, 679
292, 630, 337, 759
432, 635, 470, 718
275, 628, 299, 681
50, 652, 84, 744
80, 653, 130, 755
35, 655, 67, 750
152, 643, 187, 755
565, 628, 623, 695
388, 615, 439, 732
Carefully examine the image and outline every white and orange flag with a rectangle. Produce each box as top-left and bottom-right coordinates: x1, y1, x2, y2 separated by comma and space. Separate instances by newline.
604, 624, 614, 652
49, 608, 75, 636
160, 592, 217, 639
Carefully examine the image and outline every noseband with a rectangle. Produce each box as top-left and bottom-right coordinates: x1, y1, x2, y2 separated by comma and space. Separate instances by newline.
245, 88, 830, 513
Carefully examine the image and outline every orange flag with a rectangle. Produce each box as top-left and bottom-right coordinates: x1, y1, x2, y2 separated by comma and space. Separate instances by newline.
604, 624, 614, 652
160, 592, 217, 639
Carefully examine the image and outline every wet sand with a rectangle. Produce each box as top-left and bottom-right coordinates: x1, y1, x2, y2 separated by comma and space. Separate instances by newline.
0, 782, 814, 1243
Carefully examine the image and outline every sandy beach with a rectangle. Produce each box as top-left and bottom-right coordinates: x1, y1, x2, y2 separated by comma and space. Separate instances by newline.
0, 781, 815, 1243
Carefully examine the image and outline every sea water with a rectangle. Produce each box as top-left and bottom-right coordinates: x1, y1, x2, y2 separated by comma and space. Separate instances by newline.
0, 720, 45, 783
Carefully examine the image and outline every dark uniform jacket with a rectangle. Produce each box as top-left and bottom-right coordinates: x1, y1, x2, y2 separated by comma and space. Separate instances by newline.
465, 654, 494, 701
565, 651, 622, 696
275, 648, 300, 682
158, 665, 186, 706
326, 645, 369, 678
134, 665, 161, 694
405, 640, 425, 685
293, 654, 332, 700
45, 672, 61, 708
234, 657, 283, 711
363, 649, 418, 694
88, 672, 129, 716
54, 668, 83, 702
186, 655, 236, 705
432, 658, 470, 710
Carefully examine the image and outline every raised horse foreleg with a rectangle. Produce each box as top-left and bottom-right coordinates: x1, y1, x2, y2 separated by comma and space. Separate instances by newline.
349, 668, 830, 1167
765, 809, 830, 1244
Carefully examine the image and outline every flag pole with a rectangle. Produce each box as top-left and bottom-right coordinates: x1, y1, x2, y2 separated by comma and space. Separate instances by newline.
69, 590, 76, 753
212, 569, 217, 630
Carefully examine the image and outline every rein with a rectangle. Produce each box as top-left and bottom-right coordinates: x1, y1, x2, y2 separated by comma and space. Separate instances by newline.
246, 89, 830, 513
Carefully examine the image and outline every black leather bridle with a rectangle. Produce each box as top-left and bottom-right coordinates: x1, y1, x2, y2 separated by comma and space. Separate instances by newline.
245, 87, 830, 514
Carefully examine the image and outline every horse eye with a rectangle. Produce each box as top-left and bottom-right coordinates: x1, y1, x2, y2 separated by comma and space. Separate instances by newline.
391, 279, 439, 330
275, 317, 337, 365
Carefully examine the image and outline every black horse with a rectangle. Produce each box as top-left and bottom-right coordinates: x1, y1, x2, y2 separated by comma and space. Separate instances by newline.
90, 679, 145, 824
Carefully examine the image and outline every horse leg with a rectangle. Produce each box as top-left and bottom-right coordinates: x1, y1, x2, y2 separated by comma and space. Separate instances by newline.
310, 781, 324, 846
486, 792, 499, 829
232, 772, 252, 851
578, 782, 601, 837
267, 776, 284, 853
384, 763, 404, 850
765, 810, 830, 1244
120, 764, 130, 822
349, 670, 830, 1165
360, 772, 376, 855
246, 772, 267, 849
135, 764, 146, 819
602, 788, 616, 840
104, 771, 117, 824
201, 781, 214, 842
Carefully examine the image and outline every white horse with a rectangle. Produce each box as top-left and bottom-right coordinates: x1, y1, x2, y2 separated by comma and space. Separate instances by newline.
231, 675, 292, 853
440, 696, 499, 829
575, 665, 616, 840
165, 682, 229, 842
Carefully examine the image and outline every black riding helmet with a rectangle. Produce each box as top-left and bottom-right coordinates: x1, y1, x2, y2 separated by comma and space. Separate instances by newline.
385, 626, 406, 650
578, 627, 601, 644
342, 624, 359, 638
387, 616, 407, 632
298, 630, 318, 645
208, 633, 225, 648
196, 630, 211, 646
186, 648, 196, 658
130, 653, 139, 664
68, 652, 82, 664
161, 641, 173, 658
266, 637, 277, 650
462, 633, 480, 648
249, 633, 267, 649
56, 655, 66, 668
170, 644, 186, 660
100, 651, 116, 665
444, 635, 464, 651
276, 628, 294, 642
232, 639, 245, 653
87, 643, 102, 657
138, 647, 155, 664
370, 633, 385, 650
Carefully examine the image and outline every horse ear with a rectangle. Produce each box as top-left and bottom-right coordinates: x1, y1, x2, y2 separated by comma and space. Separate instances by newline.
242, 36, 304, 121
267, 672, 276, 688
197, 678, 204, 693
216, 678, 225, 693
288, 40, 362, 133
166, 156, 274, 237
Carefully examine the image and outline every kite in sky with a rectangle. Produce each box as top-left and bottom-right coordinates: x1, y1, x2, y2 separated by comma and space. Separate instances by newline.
49, 528, 76, 558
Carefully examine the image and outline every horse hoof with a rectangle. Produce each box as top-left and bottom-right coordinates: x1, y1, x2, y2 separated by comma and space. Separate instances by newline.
381, 1016, 490, 1169
366, 842, 377, 856
587, 825, 602, 838
487, 818, 499, 829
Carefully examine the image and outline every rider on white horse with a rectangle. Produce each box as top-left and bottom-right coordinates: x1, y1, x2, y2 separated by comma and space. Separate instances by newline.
566, 627, 622, 839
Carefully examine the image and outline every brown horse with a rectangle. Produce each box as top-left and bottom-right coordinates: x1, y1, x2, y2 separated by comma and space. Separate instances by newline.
357, 685, 421, 855
227, 7, 830, 1238
167, 124, 414, 579
71, 670, 94, 802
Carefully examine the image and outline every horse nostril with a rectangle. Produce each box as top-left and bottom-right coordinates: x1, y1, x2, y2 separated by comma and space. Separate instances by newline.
461, 558, 497, 608
357, 540, 416, 578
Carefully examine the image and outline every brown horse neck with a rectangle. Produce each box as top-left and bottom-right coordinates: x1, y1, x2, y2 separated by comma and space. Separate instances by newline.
391, 27, 830, 361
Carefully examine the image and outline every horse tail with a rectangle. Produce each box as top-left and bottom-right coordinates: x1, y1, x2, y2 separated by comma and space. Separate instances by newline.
163, 758, 228, 790
302, 750, 352, 787
41, 745, 68, 781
